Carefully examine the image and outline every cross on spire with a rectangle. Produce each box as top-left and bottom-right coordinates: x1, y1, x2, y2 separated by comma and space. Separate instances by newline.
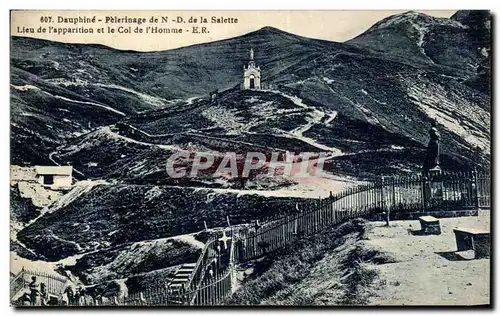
218, 229, 232, 250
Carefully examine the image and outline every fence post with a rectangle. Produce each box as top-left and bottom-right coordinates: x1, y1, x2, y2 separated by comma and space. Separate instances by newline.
473, 168, 480, 211
379, 176, 387, 224
421, 174, 428, 212
328, 191, 333, 223
388, 177, 395, 226
318, 196, 322, 231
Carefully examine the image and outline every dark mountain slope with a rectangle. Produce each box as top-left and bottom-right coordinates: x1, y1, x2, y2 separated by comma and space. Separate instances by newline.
11, 186, 41, 223
54, 88, 431, 183
347, 10, 491, 93
51, 127, 175, 182
12, 11, 491, 284
10, 67, 125, 165
261, 44, 489, 168
16, 184, 310, 260
11, 27, 363, 101
10, 28, 363, 166
12, 12, 489, 170
449, 10, 491, 93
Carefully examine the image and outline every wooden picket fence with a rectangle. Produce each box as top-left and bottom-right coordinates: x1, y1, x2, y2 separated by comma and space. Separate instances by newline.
237, 183, 381, 261
238, 170, 490, 260
91, 231, 238, 307
166, 234, 233, 306
11, 170, 490, 307
185, 235, 236, 306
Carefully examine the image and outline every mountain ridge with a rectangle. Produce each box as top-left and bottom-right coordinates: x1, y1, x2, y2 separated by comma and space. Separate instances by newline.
347, 10, 490, 86
10, 24, 359, 54
10, 10, 490, 168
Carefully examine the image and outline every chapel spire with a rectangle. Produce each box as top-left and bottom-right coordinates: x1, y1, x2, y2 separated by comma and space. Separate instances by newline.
242, 48, 261, 90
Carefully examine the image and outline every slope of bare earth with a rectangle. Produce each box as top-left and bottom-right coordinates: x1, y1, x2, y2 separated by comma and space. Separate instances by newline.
367, 212, 490, 306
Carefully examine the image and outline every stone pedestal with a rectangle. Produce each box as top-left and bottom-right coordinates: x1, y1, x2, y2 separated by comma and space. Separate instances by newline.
419, 216, 441, 235
423, 167, 443, 211
453, 228, 490, 259
473, 234, 490, 259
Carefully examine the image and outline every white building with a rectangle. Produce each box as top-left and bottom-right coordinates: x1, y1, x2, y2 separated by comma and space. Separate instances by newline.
35, 166, 73, 189
243, 48, 261, 90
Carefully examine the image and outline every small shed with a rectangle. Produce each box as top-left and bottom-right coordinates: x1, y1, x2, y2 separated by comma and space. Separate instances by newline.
35, 166, 73, 188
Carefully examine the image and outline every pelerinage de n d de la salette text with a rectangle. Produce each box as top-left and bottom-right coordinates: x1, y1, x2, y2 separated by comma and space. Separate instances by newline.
17, 15, 239, 35
48, 15, 239, 25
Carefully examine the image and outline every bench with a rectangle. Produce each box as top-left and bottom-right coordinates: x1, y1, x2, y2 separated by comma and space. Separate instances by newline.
418, 216, 441, 235
453, 228, 490, 259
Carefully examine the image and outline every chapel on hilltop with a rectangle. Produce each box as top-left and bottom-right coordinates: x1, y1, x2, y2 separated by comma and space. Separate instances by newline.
243, 48, 261, 90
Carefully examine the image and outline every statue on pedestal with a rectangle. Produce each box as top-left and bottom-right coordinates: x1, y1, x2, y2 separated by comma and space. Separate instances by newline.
423, 119, 440, 173
422, 119, 443, 211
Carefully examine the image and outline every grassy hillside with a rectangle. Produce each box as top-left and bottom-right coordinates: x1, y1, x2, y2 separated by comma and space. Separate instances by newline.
11, 27, 362, 101
17, 183, 311, 260
65, 236, 202, 285
10, 186, 41, 224
227, 219, 396, 305
269, 47, 490, 168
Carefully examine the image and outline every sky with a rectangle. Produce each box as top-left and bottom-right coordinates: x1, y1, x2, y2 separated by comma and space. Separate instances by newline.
11, 10, 456, 51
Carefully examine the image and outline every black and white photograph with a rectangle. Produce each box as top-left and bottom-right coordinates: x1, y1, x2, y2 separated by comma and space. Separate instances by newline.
9, 9, 491, 307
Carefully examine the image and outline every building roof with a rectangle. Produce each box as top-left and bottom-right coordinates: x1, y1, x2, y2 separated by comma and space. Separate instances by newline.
35, 166, 73, 176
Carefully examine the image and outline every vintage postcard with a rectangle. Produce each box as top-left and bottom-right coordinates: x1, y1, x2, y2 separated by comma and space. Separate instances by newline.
9, 10, 491, 307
